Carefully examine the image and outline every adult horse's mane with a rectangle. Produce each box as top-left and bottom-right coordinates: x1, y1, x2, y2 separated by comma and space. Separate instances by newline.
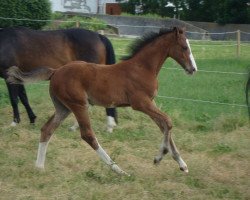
121, 28, 174, 61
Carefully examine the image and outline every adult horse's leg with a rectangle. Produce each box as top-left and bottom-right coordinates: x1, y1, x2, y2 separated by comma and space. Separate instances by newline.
67, 100, 127, 175
68, 107, 117, 133
18, 84, 37, 124
35, 96, 70, 169
5, 81, 20, 126
131, 98, 188, 173
106, 108, 117, 133
99, 34, 117, 133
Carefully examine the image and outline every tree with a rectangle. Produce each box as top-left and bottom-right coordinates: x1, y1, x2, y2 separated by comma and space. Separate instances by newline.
120, 0, 250, 24
216, 0, 250, 24
0, 0, 51, 29
182, 0, 250, 24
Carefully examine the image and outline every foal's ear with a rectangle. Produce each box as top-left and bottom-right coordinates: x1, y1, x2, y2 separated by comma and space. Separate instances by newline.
173, 27, 185, 38
173, 27, 180, 37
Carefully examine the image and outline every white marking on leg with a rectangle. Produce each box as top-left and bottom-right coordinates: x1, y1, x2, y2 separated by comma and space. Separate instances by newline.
10, 121, 17, 127
186, 39, 198, 71
35, 141, 49, 169
69, 121, 79, 132
96, 143, 128, 175
107, 116, 116, 133
178, 157, 188, 173
154, 141, 167, 164
168, 140, 189, 173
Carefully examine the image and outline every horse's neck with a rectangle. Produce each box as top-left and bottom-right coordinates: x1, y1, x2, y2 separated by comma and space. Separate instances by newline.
131, 36, 171, 75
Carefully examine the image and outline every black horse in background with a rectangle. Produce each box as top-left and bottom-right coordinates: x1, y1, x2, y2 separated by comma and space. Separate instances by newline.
0, 27, 117, 131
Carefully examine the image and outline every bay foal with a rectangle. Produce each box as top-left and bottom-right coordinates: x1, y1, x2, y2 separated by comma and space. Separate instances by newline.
8, 27, 197, 174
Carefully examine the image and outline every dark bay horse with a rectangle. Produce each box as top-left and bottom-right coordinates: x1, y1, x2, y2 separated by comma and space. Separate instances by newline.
8, 27, 197, 175
0, 27, 117, 132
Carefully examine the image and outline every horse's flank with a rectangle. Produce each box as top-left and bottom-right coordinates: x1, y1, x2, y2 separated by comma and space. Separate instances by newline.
50, 61, 158, 108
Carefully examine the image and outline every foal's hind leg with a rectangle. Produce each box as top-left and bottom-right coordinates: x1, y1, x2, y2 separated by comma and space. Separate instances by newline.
35, 96, 70, 169
67, 102, 128, 175
131, 98, 188, 173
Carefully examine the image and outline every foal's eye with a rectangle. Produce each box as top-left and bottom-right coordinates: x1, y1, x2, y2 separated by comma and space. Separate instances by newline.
182, 46, 188, 51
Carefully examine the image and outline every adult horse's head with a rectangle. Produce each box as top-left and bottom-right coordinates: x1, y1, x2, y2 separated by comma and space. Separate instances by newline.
166, 27, 198, 75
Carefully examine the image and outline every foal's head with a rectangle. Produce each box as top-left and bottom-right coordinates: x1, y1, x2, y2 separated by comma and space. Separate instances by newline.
166, 27, 197, 75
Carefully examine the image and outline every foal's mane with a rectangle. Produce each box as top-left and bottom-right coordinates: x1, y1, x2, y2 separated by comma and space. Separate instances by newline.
121, 28, 174, 61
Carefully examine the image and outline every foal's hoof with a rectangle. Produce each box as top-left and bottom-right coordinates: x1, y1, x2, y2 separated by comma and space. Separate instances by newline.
35, 161, 45, 170
180, 166, 189, 173
111, 164, 130, 176
153, 156, 162, 165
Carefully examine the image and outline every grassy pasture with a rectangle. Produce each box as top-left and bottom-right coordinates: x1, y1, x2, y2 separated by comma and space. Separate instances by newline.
0, 38, 249, 200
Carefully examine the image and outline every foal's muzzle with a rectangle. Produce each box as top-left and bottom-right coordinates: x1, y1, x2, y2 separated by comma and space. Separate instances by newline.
185, 66, 197, 75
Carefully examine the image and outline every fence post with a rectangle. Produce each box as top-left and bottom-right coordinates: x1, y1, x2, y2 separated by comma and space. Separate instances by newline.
237, 30, 241, 57
76, 20, 80, 28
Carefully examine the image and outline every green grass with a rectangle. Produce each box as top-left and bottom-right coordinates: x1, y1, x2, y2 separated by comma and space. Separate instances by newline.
0, 39, 250, 199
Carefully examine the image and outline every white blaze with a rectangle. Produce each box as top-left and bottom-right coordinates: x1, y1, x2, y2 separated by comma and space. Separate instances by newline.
186, 39, 198, 71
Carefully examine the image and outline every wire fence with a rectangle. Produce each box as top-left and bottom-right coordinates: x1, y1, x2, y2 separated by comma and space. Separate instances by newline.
0, 16, 249, 110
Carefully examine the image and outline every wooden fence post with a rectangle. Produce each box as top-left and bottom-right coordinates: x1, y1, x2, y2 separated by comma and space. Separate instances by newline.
76, 20, 80, 28
237, 30, 241, 57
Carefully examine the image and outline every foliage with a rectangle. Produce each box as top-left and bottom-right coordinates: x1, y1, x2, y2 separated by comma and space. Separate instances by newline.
216, 0, 250, 24
0, 0, 51, 29
121, 0, 250, 24
44, 14, 107, 31
57, 16, 107, 31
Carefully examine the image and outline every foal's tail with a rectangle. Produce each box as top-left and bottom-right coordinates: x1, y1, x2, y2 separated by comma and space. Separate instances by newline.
7, 66, 55, 85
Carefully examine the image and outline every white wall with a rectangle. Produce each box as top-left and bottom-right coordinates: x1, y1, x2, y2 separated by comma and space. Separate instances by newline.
50, 0, 116, 14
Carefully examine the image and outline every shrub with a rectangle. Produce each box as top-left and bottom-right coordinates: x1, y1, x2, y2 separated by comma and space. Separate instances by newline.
57, 16, 107, 31
0, 0, 51, 29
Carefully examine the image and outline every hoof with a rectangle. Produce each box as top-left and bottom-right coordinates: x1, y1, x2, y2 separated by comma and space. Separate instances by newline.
107, 127, 113, 133
153, 156, 162, 165
10, 121, 17, 127
30, 116, 37, 124
30, 122, 36, 126
35, 164, 45, 170
35, 160, 45, 169
111, 164, 129, 176
180, 166, 189, 173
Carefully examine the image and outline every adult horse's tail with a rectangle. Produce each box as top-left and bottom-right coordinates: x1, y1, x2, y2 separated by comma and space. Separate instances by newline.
99, 34, 118, 124
98, 34, 116, 65
7, 66, 55, 84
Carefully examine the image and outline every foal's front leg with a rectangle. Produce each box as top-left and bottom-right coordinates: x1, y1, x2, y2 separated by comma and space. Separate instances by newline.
132, 99, 188, 173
